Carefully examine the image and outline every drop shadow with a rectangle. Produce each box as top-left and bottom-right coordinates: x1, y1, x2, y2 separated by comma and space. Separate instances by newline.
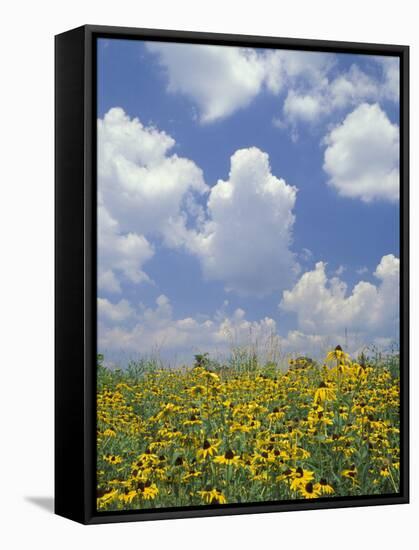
25, 496, 54, 513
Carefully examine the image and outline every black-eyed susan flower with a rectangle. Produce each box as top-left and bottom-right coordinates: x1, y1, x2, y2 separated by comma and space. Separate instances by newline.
103, 454, 123, 465
316, 478, 334, 495
299, 481, 321, 499
213, 449, 241, 466
198, 487, 227, 505
351, 401, 375, 415
337, 405, 349, 420
96, 344, 400, 510
342, 464, 358, 483
276, 468, 294, 483
196, 438, 220, 460
290, 467, 315, 491
97, 488, 118, 509
379, 466, 390, 477
136, 480, 158, 500
200, 370, 220, 383
182, 469, 202, 482
326, 345, 350, 365
268, 406, 286, 421
119, 489, 137, 504
184, 414, 203, 426
187, 385, 207, 397
314, 381, 336, 404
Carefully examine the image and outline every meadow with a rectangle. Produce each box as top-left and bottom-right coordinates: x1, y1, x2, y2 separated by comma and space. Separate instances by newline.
96, 347, 400, 511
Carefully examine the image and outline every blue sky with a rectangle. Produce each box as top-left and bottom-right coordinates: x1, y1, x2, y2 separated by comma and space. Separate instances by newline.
96, 38, 400, 365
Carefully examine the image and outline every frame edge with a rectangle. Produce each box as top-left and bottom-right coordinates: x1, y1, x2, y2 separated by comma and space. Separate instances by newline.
55, 25, 89, 525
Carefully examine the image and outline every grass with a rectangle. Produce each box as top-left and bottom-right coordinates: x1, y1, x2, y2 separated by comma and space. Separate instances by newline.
96, 348, 400, 511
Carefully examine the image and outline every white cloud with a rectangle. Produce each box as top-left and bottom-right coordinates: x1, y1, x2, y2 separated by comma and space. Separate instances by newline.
98, 107, 208, 237
377, 56, 400, 102
334, 265, 346, 276
97, 107, 208, 292
97, 114, 303, 355
98, 252, 400, 362
264, 49, 334, 93
98, 294, 278, 361
300, 248, 313, 262
98, 111, 301, 298
147, 42, 266, 123
184, 147, 299, 296
323, 103, 399, 202
329, 64, 380, 109
281, 61, 399, 128
147, 43, 336, 124
98, 203, 154, 293
280, 254, 399, 339
284, 91, 325, 122
98, 297, 134, 322
146, 43, 399, 135
279, 330, 334, 357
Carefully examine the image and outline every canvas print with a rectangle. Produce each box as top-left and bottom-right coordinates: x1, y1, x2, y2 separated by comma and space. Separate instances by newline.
96, 39, 400, 512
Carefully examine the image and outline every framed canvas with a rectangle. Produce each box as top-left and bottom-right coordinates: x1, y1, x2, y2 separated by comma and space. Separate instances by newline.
55, 25, 409, 524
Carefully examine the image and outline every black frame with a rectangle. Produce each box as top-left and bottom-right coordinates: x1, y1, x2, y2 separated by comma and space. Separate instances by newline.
55, 24, 409, 525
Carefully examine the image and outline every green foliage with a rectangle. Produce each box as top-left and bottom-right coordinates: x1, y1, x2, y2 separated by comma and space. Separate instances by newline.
193, 353, 210, 369
96, 348, 400, 511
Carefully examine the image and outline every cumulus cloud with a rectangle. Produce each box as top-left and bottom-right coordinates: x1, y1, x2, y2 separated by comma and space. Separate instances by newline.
185, 147, 299, 296
323, 103, 399, 202
98, 297, 135, 322
376, 56, 400, 102
329, 64, 380, 109
97, 107, 208, 292
284, 91, 325, 123
98, 110, 300, 297
98, 294, 278, 361
280, 254, 399, 340
98, 252, 400, 362
147, 42, 266, 123
285, 55, 398, 131
147, 43, 334, 123
279, 330, 335, 357
98, 107, 208, 237
281, 61, 400, 128
98, 203, 154, 293
146, 43, 399, 129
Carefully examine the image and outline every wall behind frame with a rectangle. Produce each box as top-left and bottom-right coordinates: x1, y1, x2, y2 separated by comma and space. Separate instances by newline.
0, 0, 416, 549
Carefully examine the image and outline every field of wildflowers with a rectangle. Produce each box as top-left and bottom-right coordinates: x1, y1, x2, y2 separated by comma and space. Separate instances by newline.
96, 347, 400, 511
